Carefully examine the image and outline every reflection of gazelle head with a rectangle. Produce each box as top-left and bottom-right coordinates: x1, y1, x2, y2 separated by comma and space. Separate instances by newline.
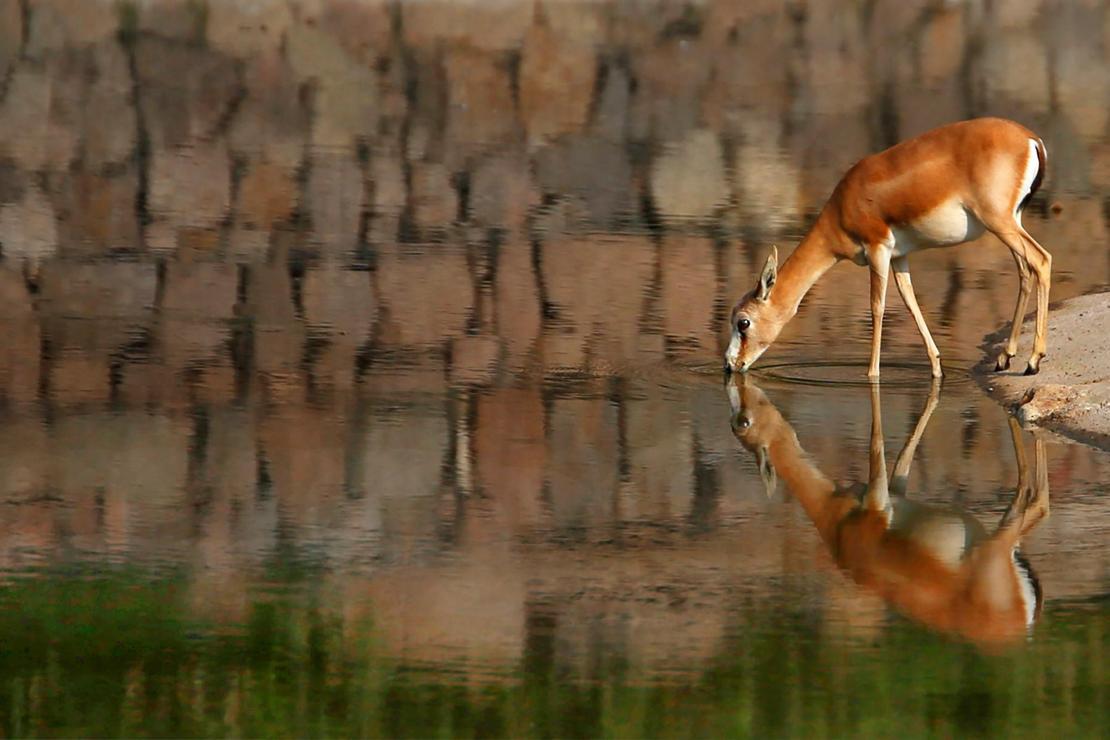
725, 376, 1048, 647
726, 374, 783, 497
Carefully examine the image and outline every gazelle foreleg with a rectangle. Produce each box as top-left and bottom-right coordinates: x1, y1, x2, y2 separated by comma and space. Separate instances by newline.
892, 256, 943, 378
863, 383, 890, 513
890, 377, 941, 496
867, 248, 891, 379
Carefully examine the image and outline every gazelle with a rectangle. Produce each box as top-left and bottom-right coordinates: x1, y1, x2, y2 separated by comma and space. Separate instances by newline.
725, 117, 1051, 378
727, 376, 1049, 646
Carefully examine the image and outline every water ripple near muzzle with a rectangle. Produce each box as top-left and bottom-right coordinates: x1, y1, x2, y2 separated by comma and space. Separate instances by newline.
752, 360, 974, 389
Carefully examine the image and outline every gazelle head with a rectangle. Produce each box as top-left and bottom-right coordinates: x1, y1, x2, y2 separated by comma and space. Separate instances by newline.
725, 247, 786, 373
726, 375, 782, 497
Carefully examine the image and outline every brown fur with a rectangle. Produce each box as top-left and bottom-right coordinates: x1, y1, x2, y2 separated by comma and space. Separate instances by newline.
828, 118, 1042, 247
726, 118, 1051, 378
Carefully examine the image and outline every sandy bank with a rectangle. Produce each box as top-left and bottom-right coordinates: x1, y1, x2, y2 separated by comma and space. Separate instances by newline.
976, 292, 1110, 449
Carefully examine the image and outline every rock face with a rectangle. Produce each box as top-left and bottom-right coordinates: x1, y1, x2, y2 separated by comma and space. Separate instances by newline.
133, 37, 241, 151
0, 68, 78, 171
518, 25, 596, 144
1015, 384, 1084, 424
650, 129, 729, 221
149, 142, 232, 228
977, 292, 1110, 448
0, 0, 21, 77
0, 184, 58, 270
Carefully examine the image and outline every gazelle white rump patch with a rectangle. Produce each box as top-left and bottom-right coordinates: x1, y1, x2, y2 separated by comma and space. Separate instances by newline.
1014, 139, 1041, 226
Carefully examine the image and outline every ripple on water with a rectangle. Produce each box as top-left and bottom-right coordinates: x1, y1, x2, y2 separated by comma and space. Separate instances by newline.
753, 360, 974, 389
655, 358, 976, 391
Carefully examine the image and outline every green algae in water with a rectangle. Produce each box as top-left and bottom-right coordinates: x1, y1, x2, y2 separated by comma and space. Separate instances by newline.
0, 571, 1105, 738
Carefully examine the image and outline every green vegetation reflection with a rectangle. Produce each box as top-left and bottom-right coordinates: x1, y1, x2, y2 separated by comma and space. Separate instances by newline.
0, 571, 1105, 738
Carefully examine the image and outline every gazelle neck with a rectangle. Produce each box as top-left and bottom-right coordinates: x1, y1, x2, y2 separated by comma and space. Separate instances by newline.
765, 428, 844, 539
769, 219, 842, 317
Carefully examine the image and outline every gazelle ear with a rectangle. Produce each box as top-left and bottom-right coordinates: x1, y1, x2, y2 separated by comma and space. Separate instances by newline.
756, 245, 778, 301
756, 446, 777, 498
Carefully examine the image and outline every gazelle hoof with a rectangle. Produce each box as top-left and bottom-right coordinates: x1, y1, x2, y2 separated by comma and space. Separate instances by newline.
1023, 363, 1039, 376
994, 354, 1011, 372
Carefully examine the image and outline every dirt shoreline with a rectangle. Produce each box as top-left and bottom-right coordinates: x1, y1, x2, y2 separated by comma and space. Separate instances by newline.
975, 292, 1110, 450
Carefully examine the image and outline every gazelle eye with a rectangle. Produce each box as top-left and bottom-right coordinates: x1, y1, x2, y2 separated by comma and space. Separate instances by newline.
737, 318, 751, 333
736, 416, 751, 430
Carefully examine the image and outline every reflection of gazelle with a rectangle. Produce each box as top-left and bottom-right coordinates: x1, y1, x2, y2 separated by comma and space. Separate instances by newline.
725, 117, 1051, 378
728, 378, 1049, 646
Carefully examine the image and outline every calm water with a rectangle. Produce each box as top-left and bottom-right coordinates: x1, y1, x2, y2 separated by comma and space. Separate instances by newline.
0, 0, 1109, 736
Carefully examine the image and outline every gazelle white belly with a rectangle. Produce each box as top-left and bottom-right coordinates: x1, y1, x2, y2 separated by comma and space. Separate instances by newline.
891, 500, 984, 568
890, 199, 986, 257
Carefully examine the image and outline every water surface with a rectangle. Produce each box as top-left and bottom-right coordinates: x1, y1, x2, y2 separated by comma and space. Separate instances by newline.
0, 0, 1108, 736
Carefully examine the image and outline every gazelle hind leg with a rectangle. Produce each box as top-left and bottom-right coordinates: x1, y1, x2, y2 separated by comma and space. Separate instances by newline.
995, 249, 1033, 371
997, 418, 1049, 540
987, 224, 1052, 375
1022, 228, 1052, 375
1029, 434, 1050, 531
1000, 416, 1031, 530
892, 256, 942, 378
